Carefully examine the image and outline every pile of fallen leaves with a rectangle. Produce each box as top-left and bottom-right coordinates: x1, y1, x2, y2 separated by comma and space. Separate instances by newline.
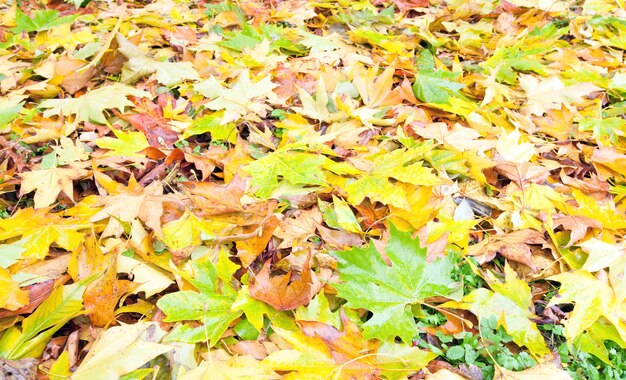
1, 0, 626, 378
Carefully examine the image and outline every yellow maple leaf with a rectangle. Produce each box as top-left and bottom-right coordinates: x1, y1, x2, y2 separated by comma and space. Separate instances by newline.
0, 267, 29, 311
19, 167, 88, 209
519, 75, 601, 116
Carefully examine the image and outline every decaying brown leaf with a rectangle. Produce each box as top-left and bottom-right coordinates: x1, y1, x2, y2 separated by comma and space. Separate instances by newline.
468, 229, 546, 271
249, 253, 322, 310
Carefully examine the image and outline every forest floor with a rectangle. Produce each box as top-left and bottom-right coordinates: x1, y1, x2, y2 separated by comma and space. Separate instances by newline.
1, 0, 626, 379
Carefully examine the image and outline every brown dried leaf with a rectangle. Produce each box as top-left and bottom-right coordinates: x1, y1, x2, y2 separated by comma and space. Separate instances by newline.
236, 214, 280, 267
467, 229, 546, 271
54, 55, 96, 95
494, 162, 551, 187
181, 175, 246, 216
551, 214, 602, 247
249, 253, 322, 310
274, 208, 322, 249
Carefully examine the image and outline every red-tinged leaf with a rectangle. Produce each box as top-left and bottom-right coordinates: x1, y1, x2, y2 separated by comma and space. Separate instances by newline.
372, 0, 429, 11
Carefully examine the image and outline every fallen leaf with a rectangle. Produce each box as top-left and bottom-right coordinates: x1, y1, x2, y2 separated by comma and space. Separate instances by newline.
249, 253, 322, 311
467, 229, 546, 271
520, 75, 601, 116
53, 54, 96, 94
551, 214, 602, 247
333, 223, 461, 343
273, 208, 322, 249
495, 358, 572, 379
71, 322, 173, 380
0, 267, 29, 311
19, 167, 88, 209
442, 264, 551, 357
40, 83, 150, 124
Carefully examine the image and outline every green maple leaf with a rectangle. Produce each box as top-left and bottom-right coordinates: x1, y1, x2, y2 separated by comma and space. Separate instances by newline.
480, 23, 563, 84
40, 84, 150, 124
0, 97, 24, 128
95, 129, 150, 157
156, 250, 242, 346
12, 9, 77, 33
243, 148, 327, 199
412, 50, 465, 104
332, 223, 461, 343
182, 112, 237, 142
578, 117, 626, 145
298, 31, 339, 54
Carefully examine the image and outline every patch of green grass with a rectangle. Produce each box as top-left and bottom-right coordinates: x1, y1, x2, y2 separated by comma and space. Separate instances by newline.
419, 316, 537, 380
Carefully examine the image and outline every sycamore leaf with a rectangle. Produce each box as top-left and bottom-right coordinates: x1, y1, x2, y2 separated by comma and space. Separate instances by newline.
179, 350, 279, 380
12, 9, 77, 33
377, 340, 438, 380
295, 292, 341, 329
494, 162, 550, 187
156, 251, 242, 346
249, 253, 322, 310
519, 75, 601, 116
353, 65, 403, 108
332, 223, 461, 342
243, 149, 327, 199
298, 30, 340, 54
95, 128, 151, 157
494, 359, 572, 379
0, 208, 88, 261
551, 214, 602, 247
72, 322, 173, 380
442, 264, 550, 357
89, 181, 176, 237
412, 72, 465, 104
579, 238, 626, 272
0, 96, 24, 128
547, 270, 626, 343
70, 236, 135, 327
0, 267, 29, 311
467, 229, 545, 271
345, 147, 440, 209
117, 33, 199, 86
40, 84, 150, 124
231, 285, 279, 331
273, 208, 323, 249
412, 50, 465, 104
117, 255, 173, 298
195, 70, 277, 123
495, 128, 536, 163
504, 0, 569, 12
569, 189, 626, 230
19, 167, 88, 209
578, 117, 626, 146
292, 78, 338, 122
265, 312, 435, 379
0, 279, 91, 359
182, 112, 237, 142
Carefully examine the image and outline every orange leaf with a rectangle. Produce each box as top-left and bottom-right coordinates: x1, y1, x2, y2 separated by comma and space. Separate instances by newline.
249, 253, 322, 310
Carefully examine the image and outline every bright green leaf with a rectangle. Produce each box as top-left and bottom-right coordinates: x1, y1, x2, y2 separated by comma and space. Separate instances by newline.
332, 223, 461, 342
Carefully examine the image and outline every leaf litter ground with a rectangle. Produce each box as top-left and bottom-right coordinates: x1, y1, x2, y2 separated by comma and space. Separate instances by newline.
1, 0, 626, 379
